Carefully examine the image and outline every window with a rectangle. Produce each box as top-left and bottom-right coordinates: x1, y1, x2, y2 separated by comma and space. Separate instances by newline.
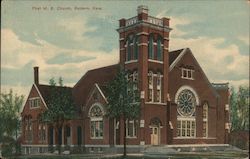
133, 71, 138, 90
176, 87, 197, 138
134, 36, 139, 60
177, 89, 196, 117
126, 40, 131, 61
202, 103, 208, 137
29, 97, 40, 108
25, 117, 33, 143
89, 104, 104, 139
156, 90, 160, 102
148, 35, 154, 59
177, 119, 196, 138
126, 35, 134, 61
38, 124, 46, 142
148, 71, 153, 102
156, 73, 161, 103
77, 126, 82, 145
65, 125, 71, 145
126, 120, 137, 138
181, 68, 194, 80
177, 120, 181, 137
156, 37, 163, 61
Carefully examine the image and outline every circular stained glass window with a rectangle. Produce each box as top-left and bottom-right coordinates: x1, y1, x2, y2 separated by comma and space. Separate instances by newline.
177, 89, 196, 116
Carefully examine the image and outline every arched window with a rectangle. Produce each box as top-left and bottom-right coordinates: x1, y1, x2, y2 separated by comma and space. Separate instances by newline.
148, 71, 154, 102
126, 35, 134, 61
175, 86, 199, 138
156, 72, 162, 103
37, 115, 46, 143
202, 102, 208, 137
89, 103, 104, 139
156, 36, 163, 61
133, 70, 138, 90
134, 36, 139, 60
25, 116, 33, 143
148, 34, 154, 59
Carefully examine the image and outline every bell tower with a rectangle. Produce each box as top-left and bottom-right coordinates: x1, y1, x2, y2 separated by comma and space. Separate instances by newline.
117, 5, 172, 145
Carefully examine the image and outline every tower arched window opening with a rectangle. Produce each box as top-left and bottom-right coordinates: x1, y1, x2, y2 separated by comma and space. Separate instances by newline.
156, 36, 163, 61
148, 71, 154, 102
134, 36, 139, 60
156, 72, 162, 103
148, 35, 154, 59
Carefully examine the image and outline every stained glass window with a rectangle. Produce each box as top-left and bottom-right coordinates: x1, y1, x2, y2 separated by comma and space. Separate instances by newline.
89, 105, 103, 117
177, 89, 196, 116
89, 104, 104, 139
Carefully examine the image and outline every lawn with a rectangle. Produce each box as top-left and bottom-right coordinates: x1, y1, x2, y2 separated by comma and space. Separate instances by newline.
10, 151, 249, 159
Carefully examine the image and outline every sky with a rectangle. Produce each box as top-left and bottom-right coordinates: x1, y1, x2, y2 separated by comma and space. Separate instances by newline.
1, 0, 249, 98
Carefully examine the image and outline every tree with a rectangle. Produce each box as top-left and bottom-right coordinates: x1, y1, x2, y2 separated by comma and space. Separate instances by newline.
237, 86, 249, 130
230, 85, 249, 131
58, 77, 63, 87
230, 86, 239, 131
0, 89, 24, 156
105, 68, 140, 157
49, 77, 56, 86
41, 78, 76, 154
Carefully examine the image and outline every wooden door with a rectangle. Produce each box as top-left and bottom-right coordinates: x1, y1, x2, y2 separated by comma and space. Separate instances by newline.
150, 127, 159, 145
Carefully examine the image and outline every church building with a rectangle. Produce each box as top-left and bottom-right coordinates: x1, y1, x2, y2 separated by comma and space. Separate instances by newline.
21, 6, 230, 154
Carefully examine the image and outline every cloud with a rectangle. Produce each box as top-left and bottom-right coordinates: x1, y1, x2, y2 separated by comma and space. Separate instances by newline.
1, 84, 30, 98
1, 28, 119, 94
169, 16, 192, 37
238, 35, 249, 46
1, 28, 66, 69
41, 48, 119, 85
167, 15, 249, 88
47, 52, 96, 65
170, 35, 249, 87
57, 16, 97, 42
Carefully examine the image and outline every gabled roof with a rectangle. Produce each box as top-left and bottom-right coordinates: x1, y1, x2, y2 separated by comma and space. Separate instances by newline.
36, 84, 73, 106
169, 48, 186, 71
169, 49, 185, 66
85, 83, 108, 107
73, 64, 119, 107
169, 48, 219, 98
72, 48, 219, 107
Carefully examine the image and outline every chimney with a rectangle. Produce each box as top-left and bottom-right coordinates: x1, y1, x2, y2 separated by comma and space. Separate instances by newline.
34, 66, 39, 85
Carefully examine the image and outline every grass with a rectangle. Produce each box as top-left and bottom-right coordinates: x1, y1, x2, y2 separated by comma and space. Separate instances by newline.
10, 152, 249, 159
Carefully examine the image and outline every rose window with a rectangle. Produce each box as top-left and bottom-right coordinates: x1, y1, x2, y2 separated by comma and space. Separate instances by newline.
177, 89, 196, 116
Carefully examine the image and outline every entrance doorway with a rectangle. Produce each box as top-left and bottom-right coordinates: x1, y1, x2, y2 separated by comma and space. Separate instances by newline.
150, 117, 162, 145
151, 126, 159, 145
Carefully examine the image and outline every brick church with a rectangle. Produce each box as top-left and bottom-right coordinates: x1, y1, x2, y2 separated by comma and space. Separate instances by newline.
21, 6, 230, 154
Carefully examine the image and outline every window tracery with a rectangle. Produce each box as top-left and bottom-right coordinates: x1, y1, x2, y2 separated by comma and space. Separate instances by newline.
89, 104, 104, 139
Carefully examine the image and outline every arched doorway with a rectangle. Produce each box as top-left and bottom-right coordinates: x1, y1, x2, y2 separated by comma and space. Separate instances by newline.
150, 117, 162, 145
